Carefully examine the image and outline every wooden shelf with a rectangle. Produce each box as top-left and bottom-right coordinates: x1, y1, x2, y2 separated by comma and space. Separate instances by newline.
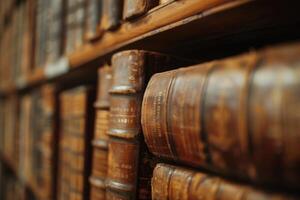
1, 0, 300, 95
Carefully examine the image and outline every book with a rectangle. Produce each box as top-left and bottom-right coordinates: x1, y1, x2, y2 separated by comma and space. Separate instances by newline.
159, 0, 174, 4
34, 0, 50, 68
34, 85, 56, 200
46, 0, 64, 63
57, 86, 95, 200
152, 163, 298, 200
101, 0, 123, 31
107, 50, 192, 200
123, 0, 159, 20
89, 65, 112, 200
141, 42, 300, 189
85, 0, 102, 40
65, 0, 86, 55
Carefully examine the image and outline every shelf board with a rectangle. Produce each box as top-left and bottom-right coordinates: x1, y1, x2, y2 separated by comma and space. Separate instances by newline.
1, 0, 300, 95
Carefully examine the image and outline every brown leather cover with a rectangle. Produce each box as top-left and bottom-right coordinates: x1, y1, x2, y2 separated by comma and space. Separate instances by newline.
101, 0, 124, 31
89, 65, 112, 200
152, 163, 298, 200
123, 0, 159, 20
85, 0, 102, 40
57, 86, 95, 200
107, 50, 192, 200
142, 42, 300, 188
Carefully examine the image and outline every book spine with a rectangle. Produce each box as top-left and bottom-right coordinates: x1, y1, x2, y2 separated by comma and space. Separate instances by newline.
107, 51, 145, 200
85, 0, 102, 40
142, 43, 300, 188
107, 50, 191, 200
152, 164, 297, 200
89, 65, 112, 200
123, 0, 159, 20
101, 0, 123, 31
37, 85, 56, 200
248, 45, 300, 186
58, 87, 95, 200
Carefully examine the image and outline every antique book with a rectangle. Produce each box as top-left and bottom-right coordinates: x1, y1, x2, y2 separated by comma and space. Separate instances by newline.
101, 0, 123, 31
34, 0, 50, 67
85, 0, 102, 40
89, 65, 112, 200
34, 85, 56, 200
107, 50, 192, 200
142, 42, 300, 189
65, 0, 86, 54
152, 163, 298, 200
57, 86, 95, 200
46, 0, 64, 63
18, 95, 33, 183
123, 0, 159, 20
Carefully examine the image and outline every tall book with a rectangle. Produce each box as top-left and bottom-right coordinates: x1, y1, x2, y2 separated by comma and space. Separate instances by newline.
34, 0, 50, 68
19, 95, 33, 183
33, 85, 56, 200
65, 0, 86, 55
141, 42, 300, 189
123, 0, 159, 20
107, 50, 192, 199
89, 65, 112, 200
46, 0, 64, 63
101, 0, 123, 31
152, 163, 298, 200
85, 0, 102, 40
57, 86, 95, 200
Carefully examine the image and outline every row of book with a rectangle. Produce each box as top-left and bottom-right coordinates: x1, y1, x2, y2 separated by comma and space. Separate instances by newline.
1, 41, 300, 200
0, 0, 31, 89
0, 0, 176, 90
0, 86, 56, 200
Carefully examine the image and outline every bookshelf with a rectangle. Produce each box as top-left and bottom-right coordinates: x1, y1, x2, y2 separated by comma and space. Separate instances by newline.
1, 0, 300, 95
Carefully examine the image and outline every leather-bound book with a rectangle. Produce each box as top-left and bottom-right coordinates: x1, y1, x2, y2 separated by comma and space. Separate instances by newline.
89, 65, 112, 200
46, 0, 64, 63
123, 0, 159, 20
101, 0, 123, 31
18, 95, 33, 182
57, 86, 95, 200
142, 42, 300, 188
152, 163, 298, 200
65, 0, 86, 54
85, 0, 102, 40
107, 50, 192, 200
36, 85, 56, 200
